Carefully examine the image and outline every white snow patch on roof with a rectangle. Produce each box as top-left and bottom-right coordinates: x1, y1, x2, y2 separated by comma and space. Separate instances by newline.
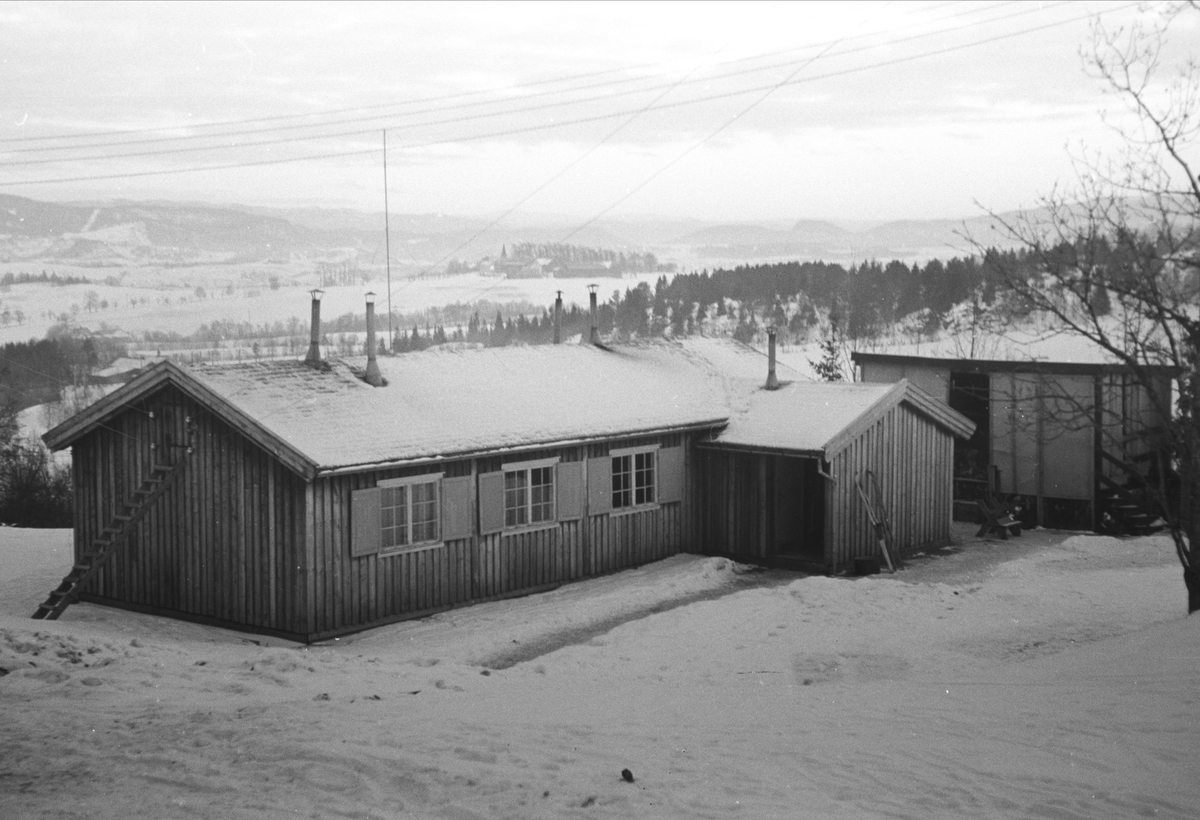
714, 379, 895, 453
188, 343, 730, 470
676, 335, 816, 382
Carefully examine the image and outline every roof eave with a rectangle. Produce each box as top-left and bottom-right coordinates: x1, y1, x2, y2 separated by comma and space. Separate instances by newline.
820, 379, 975, 455
696, 440, 825, 459
312, 417, 731, 478
43, 360, 177, 450
851, 350, 1180, 377
900, 380, 977, 440
821, 380, 911, 456
43, 360, 320, 481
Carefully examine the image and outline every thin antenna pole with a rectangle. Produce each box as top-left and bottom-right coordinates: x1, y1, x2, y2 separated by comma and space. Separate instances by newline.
383, 129, 393, 349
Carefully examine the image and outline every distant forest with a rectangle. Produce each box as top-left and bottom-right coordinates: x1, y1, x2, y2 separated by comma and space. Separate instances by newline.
1, 271, 92, 287
391, 244, 1111, 351
0, 332, 123, 411
0, 243, 1120, 406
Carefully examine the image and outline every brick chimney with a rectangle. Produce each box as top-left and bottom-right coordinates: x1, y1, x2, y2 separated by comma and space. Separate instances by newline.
304, 289, 324, 367
364, 292, 383, 387
553, 290, 563, 344
588, 284, 600, 345
765, 326, 780, 390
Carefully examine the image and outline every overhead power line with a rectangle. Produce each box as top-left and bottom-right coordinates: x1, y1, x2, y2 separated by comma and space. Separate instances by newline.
2, 0, 1060, 168
0, 2, 1136, 190
0, 0, 1022, 152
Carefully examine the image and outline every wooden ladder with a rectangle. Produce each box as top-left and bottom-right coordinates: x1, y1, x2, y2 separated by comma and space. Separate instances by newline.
32, 457, 188, 621
855, 469, 898, 573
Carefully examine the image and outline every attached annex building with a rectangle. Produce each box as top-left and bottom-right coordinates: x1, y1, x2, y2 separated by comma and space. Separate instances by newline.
44, 340, 973, 642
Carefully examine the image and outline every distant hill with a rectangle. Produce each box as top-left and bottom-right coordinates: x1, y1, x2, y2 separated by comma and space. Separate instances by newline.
674, 214, 1020, 263
0, 193, 1028, 269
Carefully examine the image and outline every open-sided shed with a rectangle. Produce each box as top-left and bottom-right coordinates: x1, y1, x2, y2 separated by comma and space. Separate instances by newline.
695, 378, 975, 571
852, 351, 1177, 532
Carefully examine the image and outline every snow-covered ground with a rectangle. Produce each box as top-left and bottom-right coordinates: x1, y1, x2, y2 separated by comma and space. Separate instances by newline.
1, 525, 1197, 819
0, 272, 667, 345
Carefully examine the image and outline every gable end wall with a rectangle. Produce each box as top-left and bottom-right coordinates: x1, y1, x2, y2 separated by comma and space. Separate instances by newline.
72, 385, 309, 636
826, 401, 955, 570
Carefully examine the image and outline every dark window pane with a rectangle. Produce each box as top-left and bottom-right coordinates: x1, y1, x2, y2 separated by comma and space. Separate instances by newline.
504, 470, 528, 527
612, 454, 632, 508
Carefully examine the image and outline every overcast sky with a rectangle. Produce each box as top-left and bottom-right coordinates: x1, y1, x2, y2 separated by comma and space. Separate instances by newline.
1, 1, 1194, 223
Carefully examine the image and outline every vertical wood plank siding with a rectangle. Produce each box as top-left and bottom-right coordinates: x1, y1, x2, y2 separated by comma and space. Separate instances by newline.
696, 450, 768, 558
305, 432, 689, 638
698, 403, 955, 571
827, 403, 954, 569
71, 385, 308, 635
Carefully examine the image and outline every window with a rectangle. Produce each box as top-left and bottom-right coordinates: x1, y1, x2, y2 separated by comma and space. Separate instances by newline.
504, 460, 556, 527
612, 447, 656, 509
379, 475, 441, 550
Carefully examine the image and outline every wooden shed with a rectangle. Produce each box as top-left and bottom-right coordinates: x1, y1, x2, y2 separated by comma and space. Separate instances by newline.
694, 378, 975, 572
40, 344, 728, 642
852, 352, 1177, 532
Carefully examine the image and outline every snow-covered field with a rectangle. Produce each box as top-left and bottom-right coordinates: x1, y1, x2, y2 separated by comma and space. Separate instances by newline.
0, 270, 667, 345
1, 524, 1196, 819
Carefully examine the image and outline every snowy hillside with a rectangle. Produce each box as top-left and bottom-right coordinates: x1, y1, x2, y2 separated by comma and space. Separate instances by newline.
1, 525, 1197, 819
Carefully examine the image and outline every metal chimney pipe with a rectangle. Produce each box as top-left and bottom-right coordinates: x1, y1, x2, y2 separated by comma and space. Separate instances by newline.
765, 326, 780, 390
588, 284, 599, 345
304, 289, 324, 367
553, 290, 563, 345
364, 292, 383, 387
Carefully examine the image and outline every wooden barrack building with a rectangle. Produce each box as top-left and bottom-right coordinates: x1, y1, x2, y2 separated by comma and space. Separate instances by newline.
40, 320, 974, 641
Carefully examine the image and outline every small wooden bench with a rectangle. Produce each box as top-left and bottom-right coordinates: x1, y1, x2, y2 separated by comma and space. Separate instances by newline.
976, 497, 1022, 539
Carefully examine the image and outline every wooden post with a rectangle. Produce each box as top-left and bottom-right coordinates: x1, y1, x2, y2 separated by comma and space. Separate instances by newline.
1093, 375, 1104, 532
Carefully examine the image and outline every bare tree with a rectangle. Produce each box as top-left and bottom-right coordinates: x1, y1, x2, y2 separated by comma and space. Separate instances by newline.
985, 5, 1199, 611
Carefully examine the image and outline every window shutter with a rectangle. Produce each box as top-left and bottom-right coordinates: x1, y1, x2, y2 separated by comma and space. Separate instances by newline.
556, 461, 584, 520
657, 446, 685, 504
478, 470, 506, 535
350, 487, 382, 557
587, 457, 612, 515
441, 476, 473, 541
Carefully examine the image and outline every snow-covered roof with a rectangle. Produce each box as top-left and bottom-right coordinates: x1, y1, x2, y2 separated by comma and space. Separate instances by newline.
672, 337, 974, 454
672, 336, 781, 381
714, 380, 897, 455
46, 339, 974, 478
711, 376, 975, 457
46, 343, 730, 477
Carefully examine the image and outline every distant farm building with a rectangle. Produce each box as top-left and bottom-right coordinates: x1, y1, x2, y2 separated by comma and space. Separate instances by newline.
38, 301, 973, 641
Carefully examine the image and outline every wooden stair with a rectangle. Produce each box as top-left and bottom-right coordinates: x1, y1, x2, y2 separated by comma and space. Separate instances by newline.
32, 460, 187, 621
1097, 449, 1166, 536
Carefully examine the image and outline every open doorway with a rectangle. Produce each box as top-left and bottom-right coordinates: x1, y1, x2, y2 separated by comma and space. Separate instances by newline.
948, 371, 990, 512
772, 456, 825, 561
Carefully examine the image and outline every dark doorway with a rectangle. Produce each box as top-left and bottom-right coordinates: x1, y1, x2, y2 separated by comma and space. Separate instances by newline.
949, 372, 990, 505
772, 456, 824, 561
